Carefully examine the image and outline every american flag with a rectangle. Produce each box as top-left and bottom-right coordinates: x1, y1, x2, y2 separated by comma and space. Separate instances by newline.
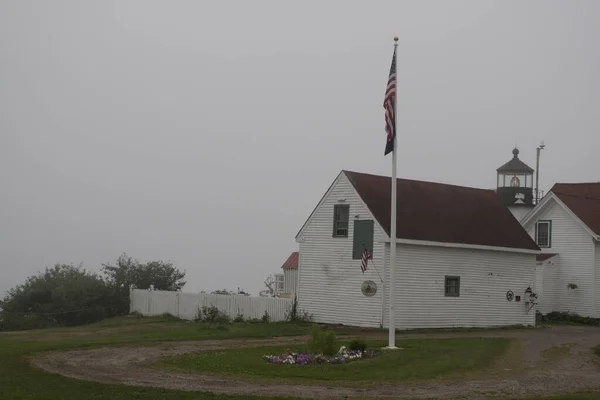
384, 46, 397, 156
361, 248, 369, 273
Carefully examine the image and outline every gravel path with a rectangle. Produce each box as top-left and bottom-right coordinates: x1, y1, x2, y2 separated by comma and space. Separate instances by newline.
31, 325, 600, 399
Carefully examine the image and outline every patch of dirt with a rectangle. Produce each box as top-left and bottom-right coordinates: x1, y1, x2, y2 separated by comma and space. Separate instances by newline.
31, 326, 600, 399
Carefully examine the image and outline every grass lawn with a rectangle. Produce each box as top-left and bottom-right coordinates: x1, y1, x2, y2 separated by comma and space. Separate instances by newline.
0, 315, 598, 400
0, 315, 307, 400
157, 338, 509, 384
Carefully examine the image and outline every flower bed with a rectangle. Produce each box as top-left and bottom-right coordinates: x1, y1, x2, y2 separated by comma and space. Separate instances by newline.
263, 345, 378, 365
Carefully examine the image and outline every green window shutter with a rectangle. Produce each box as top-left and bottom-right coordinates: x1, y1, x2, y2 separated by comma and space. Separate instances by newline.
353, 220, 374, 259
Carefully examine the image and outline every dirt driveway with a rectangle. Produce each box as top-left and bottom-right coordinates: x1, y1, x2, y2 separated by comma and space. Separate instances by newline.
32, 325, 600, 399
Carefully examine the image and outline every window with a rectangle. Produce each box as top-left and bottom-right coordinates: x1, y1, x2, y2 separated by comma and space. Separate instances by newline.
445, 276, 460, 297
274, 274, 284, 293
535, 220, 552, 248
333, 204, 349, 237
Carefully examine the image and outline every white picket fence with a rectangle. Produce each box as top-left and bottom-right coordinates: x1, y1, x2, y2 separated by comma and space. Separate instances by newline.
129, 289, 293, 321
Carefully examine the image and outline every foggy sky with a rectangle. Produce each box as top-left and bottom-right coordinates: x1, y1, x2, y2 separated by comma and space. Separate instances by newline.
1, 0, 599, 297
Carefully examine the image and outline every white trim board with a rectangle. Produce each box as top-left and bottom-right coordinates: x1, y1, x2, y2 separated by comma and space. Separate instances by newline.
377, 237, 541, 255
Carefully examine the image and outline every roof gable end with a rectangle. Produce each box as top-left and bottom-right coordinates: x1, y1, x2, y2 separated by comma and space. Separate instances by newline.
295, 171, 344, 240
550, 183, 600, 237
521, 190, 599, 240
281, 252, 299, 270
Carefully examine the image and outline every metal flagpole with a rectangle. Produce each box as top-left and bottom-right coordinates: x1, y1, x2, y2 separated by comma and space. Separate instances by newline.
387, 36, 399, 349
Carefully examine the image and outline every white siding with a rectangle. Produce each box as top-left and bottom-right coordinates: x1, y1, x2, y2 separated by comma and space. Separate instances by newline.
535, 257, 559, 314
284, 269, 298, 295
508, 206, 534, 223
595, 243, 600, 317
297, 173, 387, 328
526, 200, 596, 317
381, 244, 536, 329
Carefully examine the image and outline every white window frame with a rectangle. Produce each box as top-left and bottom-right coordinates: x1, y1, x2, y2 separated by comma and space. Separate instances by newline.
274, 274, 284, 293
536, 220, 552, 248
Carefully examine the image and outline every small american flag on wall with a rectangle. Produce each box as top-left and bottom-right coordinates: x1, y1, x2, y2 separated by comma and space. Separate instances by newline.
360, 248, 369, 273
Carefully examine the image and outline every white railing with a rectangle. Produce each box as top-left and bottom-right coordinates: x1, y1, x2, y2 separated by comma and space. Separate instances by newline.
129, 289, 292, 321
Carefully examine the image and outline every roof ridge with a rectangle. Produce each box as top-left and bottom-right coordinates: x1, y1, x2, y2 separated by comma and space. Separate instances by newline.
342, 170, 493, 193
342, 169, 539, 251
553, 182, 600, 185
554, 192, 600, 201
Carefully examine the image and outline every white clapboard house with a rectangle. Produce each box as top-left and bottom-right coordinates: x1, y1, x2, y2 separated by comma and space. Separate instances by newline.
295, 170, 540, 329
521, 183, 600, 317
274, 252, 299, 298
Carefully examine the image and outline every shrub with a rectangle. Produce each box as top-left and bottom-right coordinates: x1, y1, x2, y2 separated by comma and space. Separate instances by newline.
348, 339, 368, 352
262, 310, 270, 323
307, 325, 337, 356
544, 311, 600, 326
285, 296, 314, 322
323, 331, 336, 356
195, 305, 231, 324
233, 314, 245, 323
0, 264, 111, 331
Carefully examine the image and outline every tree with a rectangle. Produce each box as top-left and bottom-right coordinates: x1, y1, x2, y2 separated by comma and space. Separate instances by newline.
211, 289, 235, 295
259, 274, 277, 298
0, 264, 110, 331
132, 260, 186, 291
101, 253, 186, 314
210, 288, 250, 296
100, 253, 139, 315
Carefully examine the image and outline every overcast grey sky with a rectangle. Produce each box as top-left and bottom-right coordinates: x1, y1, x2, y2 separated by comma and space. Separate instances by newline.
1, 0, 598, 297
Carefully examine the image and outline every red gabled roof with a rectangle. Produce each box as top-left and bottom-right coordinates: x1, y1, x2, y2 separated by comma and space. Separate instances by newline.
344, 171, 539, 251
536, 253, 558, 262
281, 252, 299, 270
551, 183, 600, 236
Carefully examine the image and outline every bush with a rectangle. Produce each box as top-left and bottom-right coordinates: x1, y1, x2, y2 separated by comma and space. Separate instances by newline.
544, 311, 600, 326
348, 339, 368, 352
195, 306, 231, 323
285, 296, 314, 322
0, 264, 111, 331
307, 325, 337, 356
233, 314, 245, 323
323, 331, 336, 356
262, 310, 270, 323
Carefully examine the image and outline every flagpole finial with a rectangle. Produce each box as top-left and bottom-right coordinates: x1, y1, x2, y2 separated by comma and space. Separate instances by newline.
393, 36, 399, 42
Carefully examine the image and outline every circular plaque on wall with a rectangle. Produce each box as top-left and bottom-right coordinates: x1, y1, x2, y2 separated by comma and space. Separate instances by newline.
361, 280, 377, 297
506, 290, 515, 301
